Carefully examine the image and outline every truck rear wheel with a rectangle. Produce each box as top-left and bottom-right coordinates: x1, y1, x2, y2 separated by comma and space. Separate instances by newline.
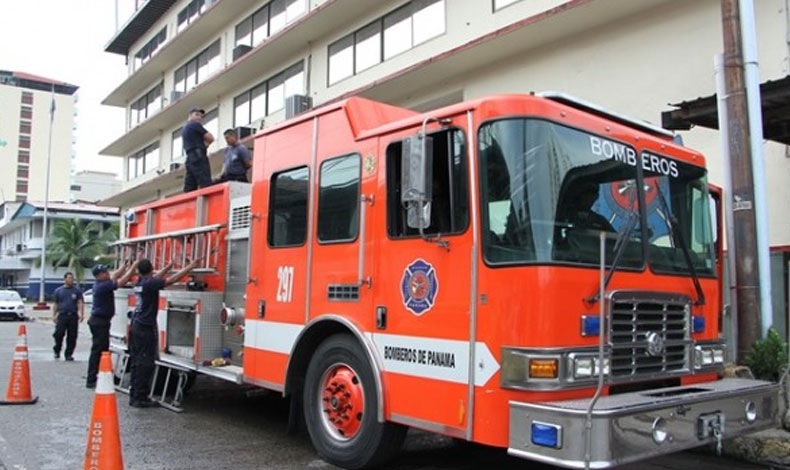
303, 334, 406, 469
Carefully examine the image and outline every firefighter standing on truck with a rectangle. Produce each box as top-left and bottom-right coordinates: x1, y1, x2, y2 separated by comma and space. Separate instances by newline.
85, 261, 139, 389
181, 107, 215, 192
128, 258, 202, 408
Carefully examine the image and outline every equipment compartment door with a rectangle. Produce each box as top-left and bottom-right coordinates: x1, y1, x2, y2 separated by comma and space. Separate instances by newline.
372, 121, 475, 435
244, 121, 313, 388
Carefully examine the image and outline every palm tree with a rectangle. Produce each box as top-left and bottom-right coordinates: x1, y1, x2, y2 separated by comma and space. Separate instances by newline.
41, 219, 119, 284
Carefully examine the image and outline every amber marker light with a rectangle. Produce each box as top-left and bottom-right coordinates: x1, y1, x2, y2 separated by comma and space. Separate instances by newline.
529, 358, 559, 379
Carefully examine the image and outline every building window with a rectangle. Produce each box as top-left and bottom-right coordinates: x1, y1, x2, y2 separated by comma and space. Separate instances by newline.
177, 0, 208, 33
17, 167, 28, 179
493, 0, 522, 10
18, 135, 30, 149
20, 106, 32, 120
16, 182, 28, 194
134, 28, 167, 70
203, 108, 219, 147
386, 127, 468, 237
130, 83, 163, 126
328, 0, 445, 85
234, 0, 306, 49
233, 61, 304, 127
127, 143, 160, 180
70, 184, 82, 191
21, 92, 33, 105
173, 40, 221, 95
172, 128, 184, 161
268, 166, 309, 247
318, 154, 360, 243
18, 150, 29, 164
19, 122, 31, 134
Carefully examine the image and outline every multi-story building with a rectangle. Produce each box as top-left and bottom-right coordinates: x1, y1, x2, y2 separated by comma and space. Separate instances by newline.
100, 0, 790, 332
0, 70, 78, 203
70, 170, 122, 203
0, 201, 119, 298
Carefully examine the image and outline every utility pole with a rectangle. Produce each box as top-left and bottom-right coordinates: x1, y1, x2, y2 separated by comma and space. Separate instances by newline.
721, 0, 761, 361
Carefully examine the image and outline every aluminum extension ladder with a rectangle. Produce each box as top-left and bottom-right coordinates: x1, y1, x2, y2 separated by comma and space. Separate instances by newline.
111, 224, 224, 274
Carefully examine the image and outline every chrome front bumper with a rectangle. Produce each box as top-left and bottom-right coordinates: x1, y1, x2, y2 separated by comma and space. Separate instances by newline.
508, 378, 778, 469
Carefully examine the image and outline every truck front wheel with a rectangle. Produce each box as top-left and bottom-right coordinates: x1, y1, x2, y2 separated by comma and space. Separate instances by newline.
303, 334, 406, 469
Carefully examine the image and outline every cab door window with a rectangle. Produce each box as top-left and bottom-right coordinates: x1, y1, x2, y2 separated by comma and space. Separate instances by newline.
317, 154, 361, 243
268, 166, 309, 247
386, 128, 468, 237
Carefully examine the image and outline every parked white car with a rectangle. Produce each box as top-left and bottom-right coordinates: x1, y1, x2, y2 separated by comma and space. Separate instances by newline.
0, 290, 26, 321
82, 288, 93, 308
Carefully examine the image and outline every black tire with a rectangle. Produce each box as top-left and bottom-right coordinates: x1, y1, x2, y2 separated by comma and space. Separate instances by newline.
304, 334, 406, 469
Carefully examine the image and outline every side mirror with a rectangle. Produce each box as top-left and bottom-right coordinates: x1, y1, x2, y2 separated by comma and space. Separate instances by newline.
401, 133, 433, 230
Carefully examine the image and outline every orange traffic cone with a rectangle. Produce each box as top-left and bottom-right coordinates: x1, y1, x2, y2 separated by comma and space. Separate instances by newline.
84, 352, 124, 470
0, 324, 38, 405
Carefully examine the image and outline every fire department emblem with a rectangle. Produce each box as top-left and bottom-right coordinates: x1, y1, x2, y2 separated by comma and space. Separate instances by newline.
400, 259, 439, 316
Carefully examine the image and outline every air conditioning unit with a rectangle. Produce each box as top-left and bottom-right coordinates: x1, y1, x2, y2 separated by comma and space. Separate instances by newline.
285, 94, 313, 119
235, 126, 255, 140
170, 90, 184, 102
232, 45, 253, 61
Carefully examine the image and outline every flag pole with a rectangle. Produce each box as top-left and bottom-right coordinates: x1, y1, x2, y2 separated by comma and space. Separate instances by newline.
34, 85, 55, 309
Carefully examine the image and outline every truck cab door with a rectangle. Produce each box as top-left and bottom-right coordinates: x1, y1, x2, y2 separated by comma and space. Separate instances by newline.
371, 120, 476, 435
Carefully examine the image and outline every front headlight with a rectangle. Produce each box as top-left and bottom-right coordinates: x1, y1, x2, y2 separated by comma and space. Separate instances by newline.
572, 356, 609, 379
16, 305, 25, 311
694, 344, 726, 369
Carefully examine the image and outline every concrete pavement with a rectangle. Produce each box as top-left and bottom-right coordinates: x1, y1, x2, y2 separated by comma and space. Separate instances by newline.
0, 315, 771, 470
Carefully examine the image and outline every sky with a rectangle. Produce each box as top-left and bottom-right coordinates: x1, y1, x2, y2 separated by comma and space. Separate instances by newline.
1, 1, 127, 177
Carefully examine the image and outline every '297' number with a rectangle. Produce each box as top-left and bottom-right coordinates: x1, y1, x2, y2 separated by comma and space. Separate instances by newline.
276, 266, 294, 303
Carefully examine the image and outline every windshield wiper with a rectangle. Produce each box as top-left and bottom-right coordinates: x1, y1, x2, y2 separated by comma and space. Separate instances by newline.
586, 192, 639, 304
655, 187, 706, 306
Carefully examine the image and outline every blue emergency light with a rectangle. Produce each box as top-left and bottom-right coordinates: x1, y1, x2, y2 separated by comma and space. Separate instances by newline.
581, 315, 600, 337
531, 422, 562, 448
692, 316, 705, 333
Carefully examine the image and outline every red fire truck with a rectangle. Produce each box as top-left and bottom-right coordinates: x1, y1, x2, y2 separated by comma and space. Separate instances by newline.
109, 93, 778, 469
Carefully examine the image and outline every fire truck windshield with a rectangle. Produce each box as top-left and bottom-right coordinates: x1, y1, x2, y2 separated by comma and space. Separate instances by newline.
643, 154, 716, 277
478, 118, 715, 277
479, 118, 643, 269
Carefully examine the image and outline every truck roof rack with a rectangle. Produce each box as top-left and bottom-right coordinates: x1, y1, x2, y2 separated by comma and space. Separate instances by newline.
537, 91, 676, 141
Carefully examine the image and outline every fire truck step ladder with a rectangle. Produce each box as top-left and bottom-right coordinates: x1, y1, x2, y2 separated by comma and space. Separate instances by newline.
149, 360, 191, 413
112, 349, 132, 394
111, 224, 224, 274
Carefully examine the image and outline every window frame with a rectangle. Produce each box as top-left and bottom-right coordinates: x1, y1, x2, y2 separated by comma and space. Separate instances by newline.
327, 0, 445, 86
134, 27, 167, 70
385, 126, 470, 240
267, 165, 311, 249
172, 39, 221, 94
317, 153, 362, 245
233, 60, 304, 127
126, 142, 160, 181
130, 82, 163, 126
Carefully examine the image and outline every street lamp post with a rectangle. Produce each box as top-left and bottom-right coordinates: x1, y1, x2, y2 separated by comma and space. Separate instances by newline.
34, 86, 55, 309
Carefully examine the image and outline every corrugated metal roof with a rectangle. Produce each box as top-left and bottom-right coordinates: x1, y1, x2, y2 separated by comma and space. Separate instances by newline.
105, 0, 179, 55
662, 75, 790, 146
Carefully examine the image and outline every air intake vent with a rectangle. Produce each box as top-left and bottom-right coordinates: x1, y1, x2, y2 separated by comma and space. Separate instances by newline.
328, 284, 360, 301
230, 205, 251, 231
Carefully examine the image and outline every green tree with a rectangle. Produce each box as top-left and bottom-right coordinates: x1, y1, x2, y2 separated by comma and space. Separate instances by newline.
41, 219, 118, 284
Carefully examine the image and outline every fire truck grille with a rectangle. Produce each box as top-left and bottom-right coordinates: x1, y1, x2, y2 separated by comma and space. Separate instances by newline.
609, 292, 691, 378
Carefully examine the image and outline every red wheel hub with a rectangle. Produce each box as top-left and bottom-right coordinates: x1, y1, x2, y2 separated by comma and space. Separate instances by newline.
321, 365, 364, 439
